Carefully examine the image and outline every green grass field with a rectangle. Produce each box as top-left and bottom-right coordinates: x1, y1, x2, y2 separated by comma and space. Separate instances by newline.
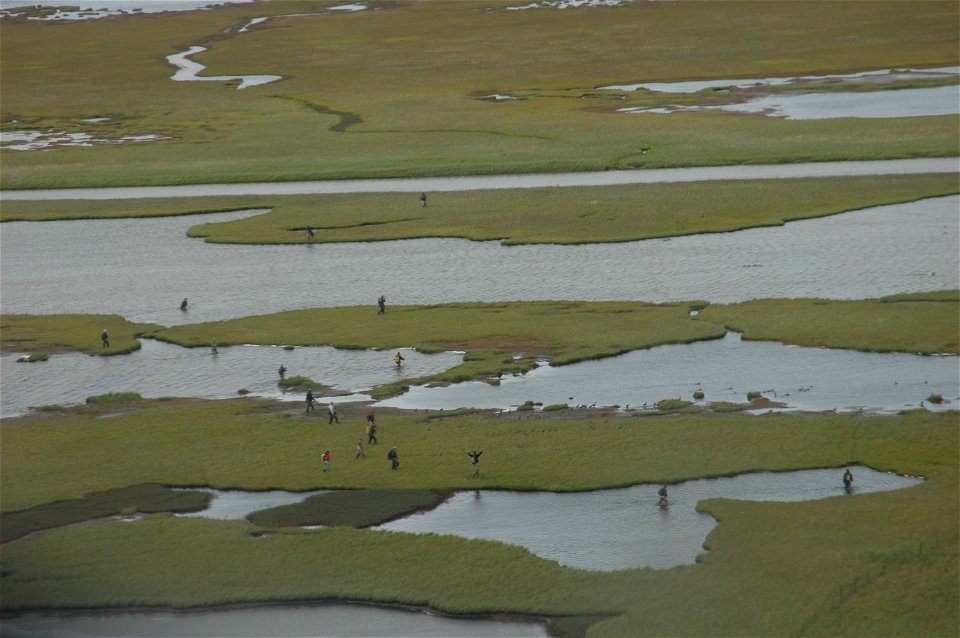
2, 0, 957, 189
1, 401, 956, 636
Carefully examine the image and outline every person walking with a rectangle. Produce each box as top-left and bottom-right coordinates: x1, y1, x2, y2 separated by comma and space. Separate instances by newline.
322, 449, 331, 472
305, 389, 316, 413
355, 438, 365, 459
278, 364, 287, 381
657, 485, 669, 508
387, 446, 399, 470
180, 298, 188, 311
393, 352, 405, 368
843, 468, 854, 491
419, 192, 427, 207
328, 402, 339, 424
306, 225, 314, 240
367, 420, 378, 445
468, 450, 483, 478
101, 329, 109, 349
377, 295, 386, 315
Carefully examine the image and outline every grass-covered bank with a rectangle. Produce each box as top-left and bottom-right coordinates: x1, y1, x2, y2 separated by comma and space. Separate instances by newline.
1, 403, 956, 637
2, 1, 958, 189
698, 294, 960, 354
3, 175, 957, 249
0, 314, 160, 356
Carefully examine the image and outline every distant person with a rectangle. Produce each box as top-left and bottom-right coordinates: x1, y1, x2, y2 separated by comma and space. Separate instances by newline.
180, 298, 188, 311
394, 352, 405, 368
366, 416, 378, 445
419, 192, 427, 207
306, 225, 314, 240
101, 329, 109, 348
322, 449, 331, 472
388, 446, 399, 470
211, 341, 218, 355
355, 438, 365, 459
278, 364, 287, 380
328, 402, 339, 424
377, 295, 386, 315
658, 485, 669, 508
468, 450, 483, 478
305, 390, 316, 413
843, 468, 854, 491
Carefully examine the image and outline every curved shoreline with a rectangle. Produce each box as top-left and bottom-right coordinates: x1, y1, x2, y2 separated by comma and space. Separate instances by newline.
2, 157, 957, 200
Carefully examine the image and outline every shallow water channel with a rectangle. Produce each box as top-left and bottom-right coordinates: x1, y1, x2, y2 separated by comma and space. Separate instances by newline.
0, 603, 547, 638
0, 340, 463, 418
378, 332, 958, 414
3, 330, 954, 418
1, 196, 956, 326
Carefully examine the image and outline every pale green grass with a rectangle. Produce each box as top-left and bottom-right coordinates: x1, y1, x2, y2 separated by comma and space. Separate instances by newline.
697, 296, 960, 354
0, 314, 160, 355
1, 1, 957, 188
0, 403, 956, 637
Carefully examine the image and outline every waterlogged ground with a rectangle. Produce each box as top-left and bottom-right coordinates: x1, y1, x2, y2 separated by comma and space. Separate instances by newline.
1, 197, 956, 325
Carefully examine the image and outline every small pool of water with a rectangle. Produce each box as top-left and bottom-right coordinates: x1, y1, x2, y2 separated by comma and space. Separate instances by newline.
175, 488, 329, 520
377, 466, 922, 571
377, 332, 958, 414
0, 603, 547, 638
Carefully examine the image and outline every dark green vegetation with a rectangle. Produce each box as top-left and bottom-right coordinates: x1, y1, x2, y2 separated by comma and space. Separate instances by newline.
1, 484, 210, 544
1, 400, 956, 637
2, 1, 957, 189
247, 489, 449, 528
85, 392, 143, 404
16, 353, 49, 362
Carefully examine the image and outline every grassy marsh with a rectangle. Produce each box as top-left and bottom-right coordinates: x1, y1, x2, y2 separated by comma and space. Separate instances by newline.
2, 176, 958, 248
0, 401, 956, 637
1, 1, 958, 189
0, 314, 160, 356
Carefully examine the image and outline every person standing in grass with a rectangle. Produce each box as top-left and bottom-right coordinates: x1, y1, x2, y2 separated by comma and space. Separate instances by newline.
388, 446, 399, 470
468, 450, 483, 478
355, 438, 365, 459
377, 295, 386, 315
101, 329, 109, 348
419, 192, 427, 207
305, 390, 316, 413
328, 402, 339, 424
305, 225, 314, 240
322, 450, 331, 472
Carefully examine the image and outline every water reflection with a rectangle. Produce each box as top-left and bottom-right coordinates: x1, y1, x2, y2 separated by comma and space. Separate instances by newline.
1, 604, 547, 638
0, 339, 463, 418
378, 332, 959, 414
377, 466, 923, 571
1, 197, 956, 325
167, 46, 282, 90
